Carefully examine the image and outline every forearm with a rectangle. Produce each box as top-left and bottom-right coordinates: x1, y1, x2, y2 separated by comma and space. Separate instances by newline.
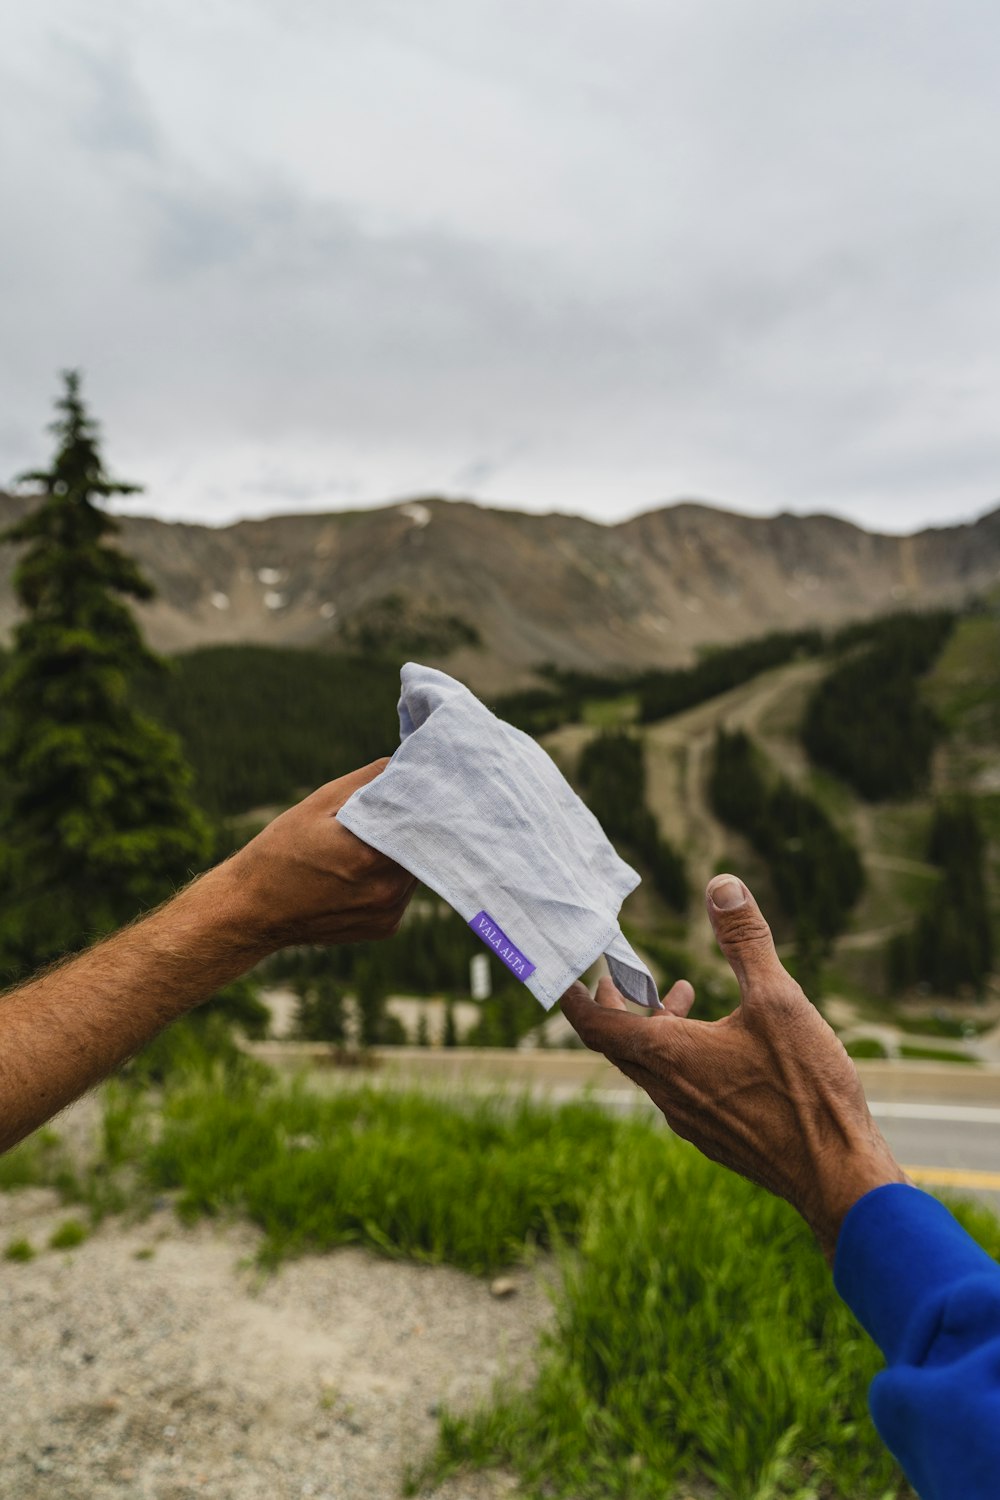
0, 761, 413, 1155
0, 861, 266, 1153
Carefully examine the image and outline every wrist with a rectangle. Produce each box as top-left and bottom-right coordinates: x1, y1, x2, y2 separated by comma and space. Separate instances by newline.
165, 860, 276, 971
808, 1143, 908, 1264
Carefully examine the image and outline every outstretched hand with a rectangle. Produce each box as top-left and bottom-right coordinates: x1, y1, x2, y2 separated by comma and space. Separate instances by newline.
222, 759, 417, 954
561, 875, 905, 1260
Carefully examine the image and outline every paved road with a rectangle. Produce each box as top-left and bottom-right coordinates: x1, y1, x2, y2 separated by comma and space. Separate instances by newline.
868, 1100, 1000, 1209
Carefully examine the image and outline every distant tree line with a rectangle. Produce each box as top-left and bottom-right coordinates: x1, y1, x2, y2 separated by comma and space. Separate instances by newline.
135, 646, 402, 818
266, 902, 543, 1047
636, 629, 826, 723
495, 612, 968, 743
886, 800, 994, 995
576, 731, 689, 912
489, 685, 585, 736
492, 629, 826, 736
801, 612, 956, 800
708, 728, 865, 986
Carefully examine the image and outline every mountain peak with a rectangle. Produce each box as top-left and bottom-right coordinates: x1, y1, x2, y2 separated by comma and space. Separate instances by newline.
1, 491, 996, 691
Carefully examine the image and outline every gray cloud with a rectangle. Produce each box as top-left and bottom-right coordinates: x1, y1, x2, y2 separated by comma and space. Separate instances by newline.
1, 1, 999, 533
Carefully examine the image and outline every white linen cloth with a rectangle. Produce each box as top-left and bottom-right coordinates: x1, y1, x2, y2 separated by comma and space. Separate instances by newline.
337, 663, 661, 1012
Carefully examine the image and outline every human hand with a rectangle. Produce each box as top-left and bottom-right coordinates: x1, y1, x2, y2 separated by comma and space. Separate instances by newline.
213, 760, 416, 955
561, 875, 906, 1261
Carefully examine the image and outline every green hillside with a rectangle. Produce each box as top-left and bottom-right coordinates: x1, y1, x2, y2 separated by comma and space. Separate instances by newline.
541, 606, 1000, 1042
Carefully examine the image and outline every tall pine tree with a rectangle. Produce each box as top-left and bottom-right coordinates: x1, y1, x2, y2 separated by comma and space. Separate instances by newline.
0, 372, 211, 981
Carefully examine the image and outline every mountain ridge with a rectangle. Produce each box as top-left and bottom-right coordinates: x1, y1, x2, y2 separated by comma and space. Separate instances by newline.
1, 491, 997, 691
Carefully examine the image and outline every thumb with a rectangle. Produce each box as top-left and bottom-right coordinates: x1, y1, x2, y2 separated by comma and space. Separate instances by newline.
705, 875, 786, 996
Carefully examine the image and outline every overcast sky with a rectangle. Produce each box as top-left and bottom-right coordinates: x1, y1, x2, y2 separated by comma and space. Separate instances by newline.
2, 1, 999, 533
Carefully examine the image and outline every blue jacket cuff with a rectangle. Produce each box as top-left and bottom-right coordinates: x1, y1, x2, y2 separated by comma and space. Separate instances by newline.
833, 1182, 998, 1362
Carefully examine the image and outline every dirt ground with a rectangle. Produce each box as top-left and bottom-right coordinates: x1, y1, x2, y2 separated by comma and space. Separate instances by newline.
0, 1188, 549, 1500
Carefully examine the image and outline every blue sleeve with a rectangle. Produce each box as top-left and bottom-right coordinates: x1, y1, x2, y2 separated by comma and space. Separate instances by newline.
833, 1182, 1000, 1500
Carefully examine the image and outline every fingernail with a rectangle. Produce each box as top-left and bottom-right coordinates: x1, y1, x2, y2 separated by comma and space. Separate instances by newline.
709, 876, 745, 910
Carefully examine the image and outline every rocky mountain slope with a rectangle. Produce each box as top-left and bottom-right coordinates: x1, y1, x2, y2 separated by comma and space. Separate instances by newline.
1, 492, 997, 690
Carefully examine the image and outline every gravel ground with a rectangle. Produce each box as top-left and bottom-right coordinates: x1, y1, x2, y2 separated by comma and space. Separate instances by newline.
0, 1189, 549, 1499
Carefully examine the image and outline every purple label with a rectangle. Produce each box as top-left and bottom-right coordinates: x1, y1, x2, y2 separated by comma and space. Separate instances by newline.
469, 911, 536, 982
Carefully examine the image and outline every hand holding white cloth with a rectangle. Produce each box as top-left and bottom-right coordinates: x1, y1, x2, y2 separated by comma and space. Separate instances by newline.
337, 663, 660, 1012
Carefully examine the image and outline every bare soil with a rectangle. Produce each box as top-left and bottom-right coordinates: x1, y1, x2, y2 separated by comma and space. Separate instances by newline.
0, 1189, 548, 1500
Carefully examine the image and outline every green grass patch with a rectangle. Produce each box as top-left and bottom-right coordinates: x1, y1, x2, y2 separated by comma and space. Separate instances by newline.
924, 612, 1000, 745
49, 1218, 88, 1251
897, 1044, 979, 1065
844, 1037, 890, 1060
893, 1013, 988, 1040
4, 1237, 36, 1262
803, 766, 858, 823
414, 1126, 989, 1499
864, 804, 934, 865
0, 1126, 73, 1192
145, 1081, 612, 1272
581, 695, 639, 729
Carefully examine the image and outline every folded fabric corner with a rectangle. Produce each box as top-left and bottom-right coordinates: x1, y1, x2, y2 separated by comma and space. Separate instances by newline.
604, 928, 662, 1011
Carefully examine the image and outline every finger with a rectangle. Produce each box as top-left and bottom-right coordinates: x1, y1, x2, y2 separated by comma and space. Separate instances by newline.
560, 982, 650, 1058
594, 976, 629, 1011
660, 978, 695, 1018
705, 874, 787, 996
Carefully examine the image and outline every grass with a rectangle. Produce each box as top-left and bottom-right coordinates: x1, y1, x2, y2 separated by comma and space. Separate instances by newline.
844, 1037, 890, 1060
897, 1044, 979, 1065
414, 1127, 976, 1500
145, 1079, 611, 1272
582, 695, 639, 729
893, 1013, 988, 1040
0, 1126, 72, 1193
49, 1218, 88, 1251
924, 612, 1000, 745
4, 1237, 36, 1262
3, 1053, 999, 1497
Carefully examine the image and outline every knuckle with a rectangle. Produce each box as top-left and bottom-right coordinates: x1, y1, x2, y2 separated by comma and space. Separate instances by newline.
725, 912, 774, 951
373, 870, 408, 906
355, 841, 384, 874
743, 973, 804, 1019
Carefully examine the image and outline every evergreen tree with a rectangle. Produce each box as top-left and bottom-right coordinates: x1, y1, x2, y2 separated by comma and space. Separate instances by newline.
577, 731, 689, 912
708, 728, 864, 989
0, 373, 211, 979
355, 958, 388, 1046
886, 799, 994, 996
801, 612, 955, 800
294, 976, 347, 1042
